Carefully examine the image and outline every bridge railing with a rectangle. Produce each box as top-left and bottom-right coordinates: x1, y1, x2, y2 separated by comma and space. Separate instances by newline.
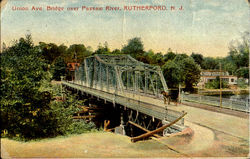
182, 94, 249, 112
62, 80, 185, 126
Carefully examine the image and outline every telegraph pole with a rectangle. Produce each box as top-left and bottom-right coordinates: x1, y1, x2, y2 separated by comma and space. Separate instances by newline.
220, 63, 222, 108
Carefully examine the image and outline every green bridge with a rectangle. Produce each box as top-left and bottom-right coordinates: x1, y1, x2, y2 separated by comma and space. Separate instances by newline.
62, 54, 186, 132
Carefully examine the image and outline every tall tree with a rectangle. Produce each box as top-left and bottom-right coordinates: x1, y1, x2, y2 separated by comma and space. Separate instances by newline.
163, 49, 176, 62
94, 42, 111, 54
228, 31, 249, 68
182, 57, 201, 91
201, 57, 219, 70
162, 60, 183, 88
191, 53, 204, 66
122, 37, 144, 58
51, 57, 67, 81
162, 55, 201, 91
39, 42, 63, 64
1, 35, 52, 138
66, 44, 90, 63
0, 35, 90, 139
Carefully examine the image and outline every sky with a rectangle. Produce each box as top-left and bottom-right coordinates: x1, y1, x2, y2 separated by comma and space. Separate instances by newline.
1, 0, 249, 57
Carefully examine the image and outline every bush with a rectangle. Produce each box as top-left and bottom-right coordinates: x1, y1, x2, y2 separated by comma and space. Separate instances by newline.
237, 78, 247, 89
205, 76, 228, 89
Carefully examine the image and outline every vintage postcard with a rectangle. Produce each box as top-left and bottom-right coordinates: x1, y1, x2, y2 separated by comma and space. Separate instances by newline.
1, 0, 249, 158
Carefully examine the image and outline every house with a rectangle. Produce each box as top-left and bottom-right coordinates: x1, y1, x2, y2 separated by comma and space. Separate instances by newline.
198, 70, 238, 87
67, 62, 80, 80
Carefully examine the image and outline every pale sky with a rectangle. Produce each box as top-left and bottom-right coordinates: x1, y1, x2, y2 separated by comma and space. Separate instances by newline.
1, 0, 249, 57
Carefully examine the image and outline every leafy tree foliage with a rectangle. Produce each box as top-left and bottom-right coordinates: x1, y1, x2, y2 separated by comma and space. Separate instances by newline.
0, 35, 95, 140
39, 42, 67, 64
201, 57, 219, 70
237, 78, 248, 89
235, 67, 249, 79
182, 57, 201, 91
191, 53, 204, 66
122, 37, 144, 58
66, 44, 91, 63
94, 42, 111, 54
163, 49, 176, 62
51, 57, 67, 81
111, 49, 121, 54
162, 55, 201, 91
162, 60, 183, 88
228, 32, 249, 68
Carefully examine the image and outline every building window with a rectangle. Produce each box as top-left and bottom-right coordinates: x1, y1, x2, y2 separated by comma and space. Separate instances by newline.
231, 79, 234, 82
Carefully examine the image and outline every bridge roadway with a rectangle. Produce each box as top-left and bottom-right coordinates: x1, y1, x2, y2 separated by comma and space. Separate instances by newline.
62, 80, 185, 127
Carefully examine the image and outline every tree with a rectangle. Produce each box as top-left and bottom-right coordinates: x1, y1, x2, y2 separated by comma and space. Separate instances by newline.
163, 49, 176, 62
162, 61, 183, 88
221, 58, 237, 75
1, 35, 53, 138
151, 52, 164, 66
182, 57, 201, 91
228, 31, 249, 69
111, 49, 121, 54
137, 50, 154, 64
235, 67, 249, 79
39, 42, 63, 64
94, 42, 111, 54
191, 53, 204, 66
201, 57, 219, 70
51, 57, 67, 81
0, 35, 94, 139
162, 55, 201, 92
66, 44, 90, 63
122, 37, 144, 58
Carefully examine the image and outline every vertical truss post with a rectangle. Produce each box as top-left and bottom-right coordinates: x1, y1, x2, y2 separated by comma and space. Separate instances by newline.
135, 70, 140, 93
84, 60, 89, 86
145, 70, 148, 94
100, 64, 103, 90
126, 70, 128, 90
115, 66, 124, 93
94, 60, 98, 89
106, 66, 109, 92
158, 70, 168, 92
149, 72, 156, 95
156, 72, 159, 97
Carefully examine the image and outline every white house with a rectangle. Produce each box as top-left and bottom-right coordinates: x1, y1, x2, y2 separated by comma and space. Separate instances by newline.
198, 70, 238, 87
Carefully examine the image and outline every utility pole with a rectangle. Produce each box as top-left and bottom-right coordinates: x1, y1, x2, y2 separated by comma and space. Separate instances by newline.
220, 63, 222, 108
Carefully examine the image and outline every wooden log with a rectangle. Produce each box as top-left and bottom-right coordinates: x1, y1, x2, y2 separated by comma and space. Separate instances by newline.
128, 121, 161, 138
72, 115, 96, 119
76, 109, 95, 114
131, 112, 187, 142
104, 120, 110, 131
77, 105, 89, 110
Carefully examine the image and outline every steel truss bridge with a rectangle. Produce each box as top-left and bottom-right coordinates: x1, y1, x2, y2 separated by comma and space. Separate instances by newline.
62, 54, 185, 132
